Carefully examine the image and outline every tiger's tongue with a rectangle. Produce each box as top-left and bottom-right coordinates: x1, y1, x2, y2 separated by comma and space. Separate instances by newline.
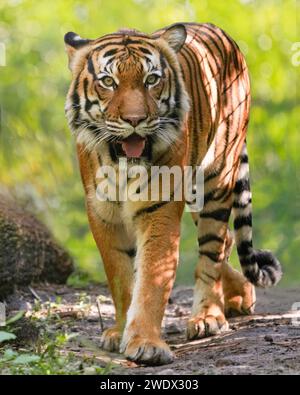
121, 134, 145, 158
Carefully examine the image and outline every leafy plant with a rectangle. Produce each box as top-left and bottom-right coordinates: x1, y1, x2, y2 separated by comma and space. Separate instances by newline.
0, 311, 109, 375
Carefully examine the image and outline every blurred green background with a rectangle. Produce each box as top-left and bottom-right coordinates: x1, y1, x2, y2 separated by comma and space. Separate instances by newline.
0, 0, 299, 287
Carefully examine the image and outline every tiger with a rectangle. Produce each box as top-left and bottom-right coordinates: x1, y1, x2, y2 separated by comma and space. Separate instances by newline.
64, 22, 282, 366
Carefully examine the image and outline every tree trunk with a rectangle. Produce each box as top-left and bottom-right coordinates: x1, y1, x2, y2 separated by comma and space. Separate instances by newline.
0, 194, 74, 299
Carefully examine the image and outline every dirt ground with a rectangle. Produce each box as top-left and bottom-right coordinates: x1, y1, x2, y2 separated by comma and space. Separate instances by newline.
6, 284, 300, 375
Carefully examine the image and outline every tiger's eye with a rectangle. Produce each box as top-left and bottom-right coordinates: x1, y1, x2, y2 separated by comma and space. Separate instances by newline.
146, 74, 159, 86
100, 76, 115, 88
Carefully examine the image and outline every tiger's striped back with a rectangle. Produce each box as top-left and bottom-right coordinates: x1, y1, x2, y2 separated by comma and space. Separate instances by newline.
169, 23, 281, 286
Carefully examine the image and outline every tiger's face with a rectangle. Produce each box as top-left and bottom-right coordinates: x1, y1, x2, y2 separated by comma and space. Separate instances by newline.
64, 25, 189, 163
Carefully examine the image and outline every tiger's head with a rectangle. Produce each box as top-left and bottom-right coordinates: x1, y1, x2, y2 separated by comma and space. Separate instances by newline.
64, 24, 189, 164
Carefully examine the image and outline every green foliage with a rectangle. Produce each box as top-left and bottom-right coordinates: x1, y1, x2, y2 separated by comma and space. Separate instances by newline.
0, 310, 110, 375
0, 0, 298, 285
0, 333, 80, 375
5, 310, 25, 326
0, 331, 16, 343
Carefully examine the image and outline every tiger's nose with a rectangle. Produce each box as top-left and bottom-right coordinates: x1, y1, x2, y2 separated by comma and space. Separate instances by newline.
121, 114, 147, 127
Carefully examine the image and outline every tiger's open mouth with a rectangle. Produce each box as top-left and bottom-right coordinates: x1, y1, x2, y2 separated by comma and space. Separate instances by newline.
110, 133, 152, 160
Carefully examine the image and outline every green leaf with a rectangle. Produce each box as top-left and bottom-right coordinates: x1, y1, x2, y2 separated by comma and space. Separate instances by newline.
5, 310, 25, 326
3, 348, 17, 361
12, 354, 40, 365
0, 331, 16, 343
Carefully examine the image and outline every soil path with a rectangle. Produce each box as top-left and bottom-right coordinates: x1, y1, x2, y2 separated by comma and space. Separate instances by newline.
6, 284, 300, 375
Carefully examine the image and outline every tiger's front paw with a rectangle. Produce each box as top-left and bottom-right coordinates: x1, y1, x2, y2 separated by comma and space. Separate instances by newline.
120, 333, 174, 366
186, 310, 229, 340
99, 326, 121, 352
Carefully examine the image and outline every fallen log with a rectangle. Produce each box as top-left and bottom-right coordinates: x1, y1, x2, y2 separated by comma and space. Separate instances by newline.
0, 194, 74, 299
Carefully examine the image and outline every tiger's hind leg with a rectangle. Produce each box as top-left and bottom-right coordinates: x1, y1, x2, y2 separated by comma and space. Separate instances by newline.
222, 230, 256, 318
190, 224, 257, 319
187, 183, 233, 340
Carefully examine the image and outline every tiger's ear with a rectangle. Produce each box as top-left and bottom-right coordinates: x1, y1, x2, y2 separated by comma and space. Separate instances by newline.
64, 32, 92, 70
160, 24, 186, 52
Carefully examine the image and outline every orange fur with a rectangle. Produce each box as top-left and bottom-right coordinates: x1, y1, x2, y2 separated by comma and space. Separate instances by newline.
64, 23, 275, 365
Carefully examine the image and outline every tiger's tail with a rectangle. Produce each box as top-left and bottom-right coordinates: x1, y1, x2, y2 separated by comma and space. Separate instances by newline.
232, 143, 282, 287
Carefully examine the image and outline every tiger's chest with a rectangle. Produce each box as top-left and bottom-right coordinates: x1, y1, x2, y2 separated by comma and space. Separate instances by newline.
87, 176, 155, 227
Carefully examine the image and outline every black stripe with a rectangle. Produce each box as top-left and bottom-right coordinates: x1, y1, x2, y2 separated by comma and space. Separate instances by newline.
203, 190, 215, 204
159, 52, 181, 122
201, 271, 218, 281
94, 39, 156, 52
196, 31, 222, 74
109, 142, 117, 162
221, 27, 241, 71
222, 67, 247, 94
220, 187, 234, 203
69, 71, 82, 129
198, 234, 224, 246
87, 56, 97, 80
234, 214, 252, 230
229, 44, 240, 71
200, 208, 231, 222
223, 119, 231, 181
93, 41, 128, 52
185, 43, 208, 114
97, 152, 102, 166
237, 240, 253, 256
233, 198, 252, 209
200, 24, 225, 61
190, 40, 215, 147
215, 93, 249, 130
103, 48, 118, 57
204, 188, 230, 205
180, 48, 200, 166
122, 37, 156, 47
201, 24, 228, 80
234, 178, 250, 194
243, 268, 259, 283
133, 200, 171, 219
199, 250, 220, 262
184, 43, 209, 146
204, 168, 222, 183
85, 123, 100, 133
240, 154, 248, 164
117, 248, 136, 258
167, 61, 182, 116
139, 46, 152, 55
197, 275, 210, 285
83, 78, 98, 115
240, 256, 255, 267
192, 33, 221, 146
